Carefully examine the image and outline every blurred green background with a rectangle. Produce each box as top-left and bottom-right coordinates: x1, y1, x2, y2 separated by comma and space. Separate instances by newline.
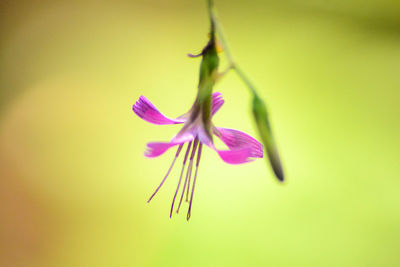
1, 0, 400, 266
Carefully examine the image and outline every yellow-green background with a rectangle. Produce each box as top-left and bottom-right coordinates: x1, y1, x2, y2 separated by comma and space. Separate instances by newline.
1, 0, 399, 266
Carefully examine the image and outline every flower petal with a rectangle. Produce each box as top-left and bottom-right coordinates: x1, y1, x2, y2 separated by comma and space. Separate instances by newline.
196, 124, 253, 164
197, 125, 214, 148
215, 127, 263, 158
207, 127, 264, 164
145, 129, 195, 158
132, 95, 186, 125
216, 147, 254, 164
145, 141, 186, 157
211, 92, 224, 116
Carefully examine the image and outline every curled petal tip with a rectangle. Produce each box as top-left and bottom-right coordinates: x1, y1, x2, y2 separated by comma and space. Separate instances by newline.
214, 127, 263, 162
132, 95, 185, 125
188, 52, 203, 58
211, 92, 224, 115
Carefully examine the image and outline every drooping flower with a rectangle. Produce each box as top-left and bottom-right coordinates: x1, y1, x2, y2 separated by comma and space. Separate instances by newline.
132, 4, 268, 220
132, 92, 263, 220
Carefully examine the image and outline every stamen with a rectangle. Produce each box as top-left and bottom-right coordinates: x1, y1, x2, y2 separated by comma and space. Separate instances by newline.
185, 162, 193, 202
170, 141, 192, 218
187, 143, 202, 221
147, 144, 183, 203
176, 138, 199, 213
186, 138, 199, 202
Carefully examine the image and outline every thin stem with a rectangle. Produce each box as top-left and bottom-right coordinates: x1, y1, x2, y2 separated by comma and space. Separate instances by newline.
211, 12, 234, 64
232, 66, 258, 97
207, 0, 213, 17
208, 0, 259, 97
216, 64, 234, 82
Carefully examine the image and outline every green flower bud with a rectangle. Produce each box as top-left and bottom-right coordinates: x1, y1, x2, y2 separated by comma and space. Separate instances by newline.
252, 94, 284, 182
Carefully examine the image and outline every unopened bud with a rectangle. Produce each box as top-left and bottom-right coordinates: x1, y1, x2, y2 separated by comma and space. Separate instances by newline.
252, 94, 284, 182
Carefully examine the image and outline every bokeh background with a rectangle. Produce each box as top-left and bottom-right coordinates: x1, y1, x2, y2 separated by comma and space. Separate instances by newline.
1, 0, 400, 266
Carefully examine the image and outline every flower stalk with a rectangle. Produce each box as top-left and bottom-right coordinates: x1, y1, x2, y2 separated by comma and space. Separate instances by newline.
207, 0, 285, 182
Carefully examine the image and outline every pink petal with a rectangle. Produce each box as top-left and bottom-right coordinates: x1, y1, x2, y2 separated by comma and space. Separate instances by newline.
132, 96, 186, 125
211, 92, 224, 116
215, 127, 263, 158
216, 147, 254, 164
197, 125, 214, 148
145, 129, 195, 158
197, 125, 254, 164
171, 131, 196, 144
145, 142, 181, 157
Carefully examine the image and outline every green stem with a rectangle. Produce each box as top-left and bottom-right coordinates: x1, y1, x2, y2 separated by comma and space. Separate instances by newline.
206, 0, 284, 182
207, 0, 259, 98
233, 66, 259, 97
211, 12, 234, 64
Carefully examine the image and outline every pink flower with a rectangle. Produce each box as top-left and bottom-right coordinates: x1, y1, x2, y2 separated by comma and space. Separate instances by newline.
132, 92, 263, 220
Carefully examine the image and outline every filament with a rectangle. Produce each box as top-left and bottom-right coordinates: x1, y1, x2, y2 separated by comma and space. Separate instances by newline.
186, 138, 199, 201
170, 141, 192, 218
147, 144, 183, 203
177, 138, 199, 213
187, 143, 202, 221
